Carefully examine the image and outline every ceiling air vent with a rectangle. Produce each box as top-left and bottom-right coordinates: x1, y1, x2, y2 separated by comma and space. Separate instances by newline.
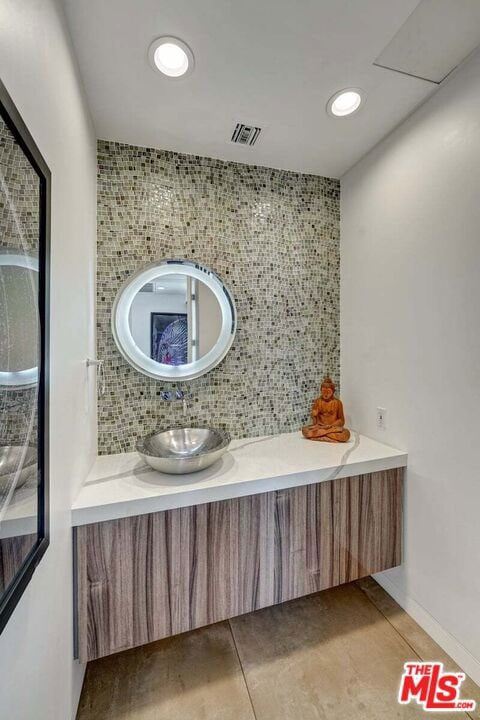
231, 123, 262, 146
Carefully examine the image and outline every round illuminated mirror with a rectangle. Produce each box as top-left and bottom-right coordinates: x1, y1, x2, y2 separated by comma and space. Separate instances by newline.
112, 260, 236, 381
0, 253, 39, 387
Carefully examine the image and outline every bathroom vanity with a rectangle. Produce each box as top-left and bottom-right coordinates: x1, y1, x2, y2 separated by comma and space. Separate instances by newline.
72, 431, 406, 662
73, 257, 407, 662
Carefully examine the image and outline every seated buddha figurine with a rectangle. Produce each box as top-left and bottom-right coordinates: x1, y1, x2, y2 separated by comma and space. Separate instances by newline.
302, 377, 350, 443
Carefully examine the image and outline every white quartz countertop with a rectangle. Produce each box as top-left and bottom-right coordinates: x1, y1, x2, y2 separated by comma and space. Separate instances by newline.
71, 431, 407, 527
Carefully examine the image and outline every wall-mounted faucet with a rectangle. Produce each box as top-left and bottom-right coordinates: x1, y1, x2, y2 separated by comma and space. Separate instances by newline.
160, 389, 188, 415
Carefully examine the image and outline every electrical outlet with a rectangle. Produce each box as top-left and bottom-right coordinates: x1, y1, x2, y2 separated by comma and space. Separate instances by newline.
377, 407, 387, 430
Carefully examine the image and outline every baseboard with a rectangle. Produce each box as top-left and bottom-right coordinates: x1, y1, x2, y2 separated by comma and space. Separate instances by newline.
374, 572, 480, 687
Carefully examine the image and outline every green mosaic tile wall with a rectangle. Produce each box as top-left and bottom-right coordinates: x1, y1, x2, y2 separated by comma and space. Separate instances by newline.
97, 140, 340, 454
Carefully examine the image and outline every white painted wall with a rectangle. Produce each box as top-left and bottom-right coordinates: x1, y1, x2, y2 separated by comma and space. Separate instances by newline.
198, 281, 222, 358
130, 291, 187, 357
341, 48, 480, 683
0, 1, 97, 718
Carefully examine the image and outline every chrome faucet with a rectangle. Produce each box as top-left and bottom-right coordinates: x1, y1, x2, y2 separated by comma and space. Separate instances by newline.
160, 389, 188, 415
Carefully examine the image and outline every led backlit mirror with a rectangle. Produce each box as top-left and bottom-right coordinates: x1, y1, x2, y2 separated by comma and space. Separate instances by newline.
112, 260, 236, 381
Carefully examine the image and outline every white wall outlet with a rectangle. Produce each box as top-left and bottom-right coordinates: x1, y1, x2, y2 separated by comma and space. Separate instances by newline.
376, 407, 387, 430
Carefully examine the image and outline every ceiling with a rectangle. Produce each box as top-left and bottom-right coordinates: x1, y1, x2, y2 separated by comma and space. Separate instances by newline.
63, 0, 480, 178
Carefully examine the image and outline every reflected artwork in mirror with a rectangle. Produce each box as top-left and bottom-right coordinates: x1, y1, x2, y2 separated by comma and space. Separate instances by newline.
0, 79, 50, 633
112, 261, 236, 381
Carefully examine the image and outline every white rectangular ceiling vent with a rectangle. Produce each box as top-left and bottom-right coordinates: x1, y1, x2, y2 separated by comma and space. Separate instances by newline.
231, 123, 262, 146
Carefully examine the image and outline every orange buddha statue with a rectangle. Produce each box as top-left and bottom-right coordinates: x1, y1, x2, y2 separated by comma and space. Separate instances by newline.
302, 377, 350, 443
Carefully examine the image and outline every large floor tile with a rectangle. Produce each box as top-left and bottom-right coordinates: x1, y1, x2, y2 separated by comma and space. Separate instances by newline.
76, 621, 255, 720
230, 583, 470, 720
357, 577, 480, 719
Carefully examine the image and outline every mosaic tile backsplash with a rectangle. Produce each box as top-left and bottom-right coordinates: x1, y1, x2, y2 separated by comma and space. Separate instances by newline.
97, 140, 340, 454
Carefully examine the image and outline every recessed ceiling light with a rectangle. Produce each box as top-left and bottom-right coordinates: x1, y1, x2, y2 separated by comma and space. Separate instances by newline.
148, 37, 194, 78
327, 88, 364, 117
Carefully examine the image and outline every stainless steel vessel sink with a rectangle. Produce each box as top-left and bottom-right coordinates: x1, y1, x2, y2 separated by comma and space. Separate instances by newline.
136, 427, 231, 475
0, 446, 37, 493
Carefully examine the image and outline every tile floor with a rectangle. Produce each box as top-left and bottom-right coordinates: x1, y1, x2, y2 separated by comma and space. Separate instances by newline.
77, 578, 479, 720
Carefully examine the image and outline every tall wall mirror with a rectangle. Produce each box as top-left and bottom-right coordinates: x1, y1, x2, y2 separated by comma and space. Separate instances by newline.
112, 260, 236, 381
0, 80, 50, 633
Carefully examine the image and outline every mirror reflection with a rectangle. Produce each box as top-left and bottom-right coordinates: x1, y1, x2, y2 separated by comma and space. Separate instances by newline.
0, 257, 38, 385
0, 112, 40, 602
129, 273, 223, 367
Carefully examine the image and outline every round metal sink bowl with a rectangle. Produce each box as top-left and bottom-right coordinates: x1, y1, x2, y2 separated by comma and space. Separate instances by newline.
136, 427, 231, 475
0, 445, 37, 494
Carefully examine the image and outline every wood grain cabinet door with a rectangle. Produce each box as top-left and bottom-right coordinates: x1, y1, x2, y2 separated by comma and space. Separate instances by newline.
75, 469, 403, 661
272, 470, 403, 605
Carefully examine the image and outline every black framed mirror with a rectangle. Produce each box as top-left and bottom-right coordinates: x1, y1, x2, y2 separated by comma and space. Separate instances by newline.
0, 79, 50, 633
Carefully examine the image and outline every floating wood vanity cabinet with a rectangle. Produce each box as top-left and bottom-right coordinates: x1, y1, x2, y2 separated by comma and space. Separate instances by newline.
74, 467, 403, 662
